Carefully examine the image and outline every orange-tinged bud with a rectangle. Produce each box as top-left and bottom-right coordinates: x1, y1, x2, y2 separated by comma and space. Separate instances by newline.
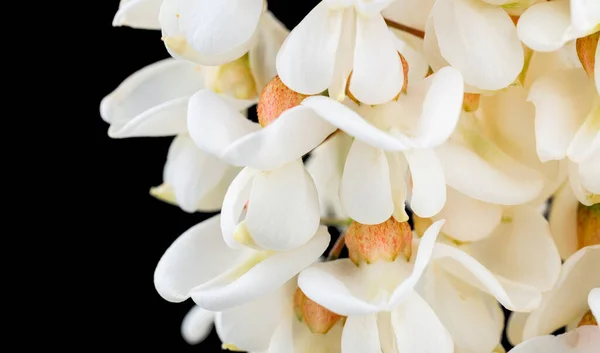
577, 202, 600, 250
257, 75, 308, 127
293, 287, 342, 334
576, 32, 599, 79
463, 93, 480, 112
577, 310, 598, 327
345, 217, 412, 265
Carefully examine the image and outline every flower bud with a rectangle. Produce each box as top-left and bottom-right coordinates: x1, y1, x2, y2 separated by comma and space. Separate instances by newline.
577, 202, 600, 250
345, 217, 412, 265
576, 32, 598, 79
204, 54, 257, 100
463, 93, 480, 112
577, 310, 598, 327
257, 75, 309, 127
293, 287, 342, 334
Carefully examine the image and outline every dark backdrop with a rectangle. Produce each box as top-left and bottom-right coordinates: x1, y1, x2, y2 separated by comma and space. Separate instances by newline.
95, 0, 320, 350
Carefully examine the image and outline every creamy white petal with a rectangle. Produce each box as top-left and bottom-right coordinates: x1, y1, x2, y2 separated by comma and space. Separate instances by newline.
340, 139, 393, 225
154, 215, 244, 302
578, 153, 600, 195
276, 2, 344, 94
302, 96, 418, 151
391, 30, 429, 83
382, 0, 435, 32
249, 12, 289, 91
433, 0, 523, 90
386, 151, 409, 222
267, 316, 294, 353
245, 160, 320, 250
191, 227, 330, 311
341, 314, 381, 353
329, 10, 356, 101
391, 291, 453, 353
569, 160, 600, 206
570, 0, 600, 36
510, 326, 600, 353
220, 167, 258, 249
164, 135, 233, 213
524, 43, 582, 89
113, 0, 162, 29
181, 306, 214, 345
354, 0, 396, 17
517, 0, 572, 52
549, 182, 580, 260
101, 58, 203, 136
433, 187, 503, 242
423, 15, 449, 73
523, 245, 600, 339
568, 104, 600, 164
349, 14, 403, 105
404, 148, 446, 218
528, 69, 596, 162
507, 312, 528, 346
178, 0, 263, 65
590, 288, 600, 325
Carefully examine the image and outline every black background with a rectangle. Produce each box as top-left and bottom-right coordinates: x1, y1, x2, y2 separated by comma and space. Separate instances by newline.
95, 0, 320, 350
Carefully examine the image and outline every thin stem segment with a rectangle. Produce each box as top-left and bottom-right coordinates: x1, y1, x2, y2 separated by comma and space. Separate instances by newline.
383, 18, 425, 39
327, 233, 346, 261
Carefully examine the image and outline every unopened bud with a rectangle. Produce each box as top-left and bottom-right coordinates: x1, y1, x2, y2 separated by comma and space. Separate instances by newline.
345, 217, 412, 265
463, 93, 480, 112
577, 310, 598, 327
576, 32, 598, 79
257, 75, 309, 127
204, 54, 257, 100
293, 287, 342, 334
577, 203, 600, 250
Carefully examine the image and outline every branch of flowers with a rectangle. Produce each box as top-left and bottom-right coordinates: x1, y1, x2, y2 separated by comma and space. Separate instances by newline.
383, 18, 425, 39
326, 233, 346, 261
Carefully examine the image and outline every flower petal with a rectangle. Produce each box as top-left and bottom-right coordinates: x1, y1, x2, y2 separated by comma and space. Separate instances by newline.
113, 0, 162, 29
181, 306, 215, 345
349, 14, 403, 105
178, 0, 264, 65
570, 0, 600, 38
340, 139, 394, 225
391, 30, 429, 83
507, 312, 528, 346
191, 227, 330, 311
276, 2, 344, 94
549, 182, 580, 260
382, 0, 435, 32
245, 160, 320, 251
249, 11, 289, 91
386, 151, 409, 222
391, 291, 453, 353
433, 0, 523, 90
528, 69, 596, 162
404, 148, 446, 218
329, 10, 356, 101
511, 326, 600, 353
569, 160, 600, 206
433, 186, 503, 242
567, 103, 600, 164
517, 0, 572, 52
578, 153, 600, 195
154, 215, 244, 302
341, 314, 381, 353
590, 288, 600, 325
220, 167, 258, 249
423, 15, 449, 73
101, 58, 203, 137
522, 245, 600, 339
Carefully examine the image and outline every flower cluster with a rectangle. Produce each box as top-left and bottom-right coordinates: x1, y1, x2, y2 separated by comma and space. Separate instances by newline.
103, 0, 599, 352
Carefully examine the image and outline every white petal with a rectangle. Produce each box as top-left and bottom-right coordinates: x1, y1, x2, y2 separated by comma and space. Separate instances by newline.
276, 2, 344, 94
340, 139, 394, 225
570, 0, 600, 36
433, 187, 503, 242
578, 153, 600, 195
507, 312, 529, 346
302, 96, 418, 151
549, 182, 580, 260
391, 30, 429, 83
267, 317, 294, 353
101, 58, 203, 137
528, 69, 596, 162
245, 160, 321, 250
391, 292, 453, 353
382, 0, 435, 32
511, 326, 600, 353
522, 245, 600, 339
220, 167, 258, 249
154, 215, 244, 302
433, 0, 523, 90
404, 148, 446, 218
468, 206, 562, 293
590, 288, 600, 325
113, 0, 162, 29
181, 306, 214, 345
249, 11, 289, 91
569, 159, 600, 206
341, 315, 381, 353
517, 0, 572, 52
349, 14, 403, 105
423, 15, 449, 73
178, 0, 263, 65
568, 104, 600, 164
524, 43, 582, 89
386, 151, 409, 222
436, 140, 544, 205
432, 243, 544, 312
329, 10, 356, 101
191, 227, 330, 311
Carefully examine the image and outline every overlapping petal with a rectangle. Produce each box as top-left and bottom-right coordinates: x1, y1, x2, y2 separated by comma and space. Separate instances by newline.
181, 306, 215, 345
509, 326, 600, 353
113, 0, 162, 29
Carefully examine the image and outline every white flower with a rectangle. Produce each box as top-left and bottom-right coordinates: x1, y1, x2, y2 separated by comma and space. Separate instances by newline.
424, 0, 524, 91
159, 0, 266, 66
298, 221, 454, 353
508, 326, 600, 353
276, 0, 409, 105
100, 58, 245, 213
301, 67, 464, 223
517, 0, 600, 52
112, 0, 162, 29
154, 214, 331, 311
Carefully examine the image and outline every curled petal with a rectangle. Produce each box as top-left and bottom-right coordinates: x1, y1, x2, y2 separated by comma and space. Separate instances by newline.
113, 0, 162, 29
